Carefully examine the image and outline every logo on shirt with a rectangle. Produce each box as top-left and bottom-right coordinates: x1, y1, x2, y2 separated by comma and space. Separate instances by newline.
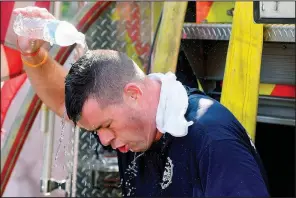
160, 157, 174, 189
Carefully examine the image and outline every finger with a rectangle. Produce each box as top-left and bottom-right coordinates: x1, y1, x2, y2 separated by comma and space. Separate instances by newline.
39, 7, 48, 12
13, 7, 27, 13
39, 12, 51, 19
12, 9, 37, 18
30, 9, 43, 18
12, 7, 28, 15
47, 13, 56, 19
35, 7, 55, 19
40, 12, 55, 20
13, 6, 55, 19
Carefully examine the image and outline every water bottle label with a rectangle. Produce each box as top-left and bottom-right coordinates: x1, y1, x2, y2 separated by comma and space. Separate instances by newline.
45, 21, 59, 43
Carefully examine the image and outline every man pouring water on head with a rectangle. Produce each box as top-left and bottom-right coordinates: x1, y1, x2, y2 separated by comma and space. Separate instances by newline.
13, 6, 269, 197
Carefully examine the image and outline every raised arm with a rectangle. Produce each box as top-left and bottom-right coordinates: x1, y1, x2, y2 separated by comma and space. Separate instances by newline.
14, 7, 68, 118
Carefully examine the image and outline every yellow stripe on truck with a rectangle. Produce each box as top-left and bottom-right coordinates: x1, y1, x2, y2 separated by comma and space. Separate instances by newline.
220, 2, 263, 141
153, 2, 188, 73
206, 2, 235, 23
259, 83, 276, 96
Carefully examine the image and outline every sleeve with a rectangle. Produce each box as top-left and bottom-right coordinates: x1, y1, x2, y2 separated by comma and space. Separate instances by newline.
198, 139, 269, 197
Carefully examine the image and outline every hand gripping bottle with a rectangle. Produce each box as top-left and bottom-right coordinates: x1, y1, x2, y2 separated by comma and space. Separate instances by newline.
13, 13, 85, 47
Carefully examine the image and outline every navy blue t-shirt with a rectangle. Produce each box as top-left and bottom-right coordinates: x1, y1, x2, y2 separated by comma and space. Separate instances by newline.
114, 88, 269, 197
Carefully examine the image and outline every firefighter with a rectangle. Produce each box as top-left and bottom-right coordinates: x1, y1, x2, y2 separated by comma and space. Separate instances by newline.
14, 6, 269, 197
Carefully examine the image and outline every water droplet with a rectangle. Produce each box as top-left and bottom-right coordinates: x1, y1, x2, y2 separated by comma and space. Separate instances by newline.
54, 110, 66, 166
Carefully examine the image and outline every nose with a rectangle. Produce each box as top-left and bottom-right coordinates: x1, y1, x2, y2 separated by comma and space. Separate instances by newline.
97, 129, 115, 146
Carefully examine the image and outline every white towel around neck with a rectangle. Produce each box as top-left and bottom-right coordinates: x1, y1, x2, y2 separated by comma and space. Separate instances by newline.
148, 72, 193, 137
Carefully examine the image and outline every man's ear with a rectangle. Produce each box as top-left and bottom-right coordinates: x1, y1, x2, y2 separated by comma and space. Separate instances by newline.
123, 83, 143, 106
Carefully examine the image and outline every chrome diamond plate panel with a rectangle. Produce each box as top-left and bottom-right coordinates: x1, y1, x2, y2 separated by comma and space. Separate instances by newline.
182, 23, 295, 42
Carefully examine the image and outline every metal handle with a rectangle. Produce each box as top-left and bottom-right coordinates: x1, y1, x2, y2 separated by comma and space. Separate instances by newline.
69, 127, 80, 197
40, 105, 54, 195
261, 2, 265, 11
40, 105, 72, 195
274, 1, 279, 11
40, 178, 68, 195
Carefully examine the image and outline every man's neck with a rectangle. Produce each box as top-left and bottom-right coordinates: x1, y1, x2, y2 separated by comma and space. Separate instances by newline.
143, 77, 162, 142
149, 78, 163, 142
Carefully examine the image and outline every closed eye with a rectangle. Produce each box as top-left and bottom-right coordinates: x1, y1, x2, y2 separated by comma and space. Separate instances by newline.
105, 121, 112, 129
93, 120, 112, 132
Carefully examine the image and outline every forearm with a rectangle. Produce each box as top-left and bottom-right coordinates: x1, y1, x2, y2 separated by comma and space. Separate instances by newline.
22, 47, 68, 117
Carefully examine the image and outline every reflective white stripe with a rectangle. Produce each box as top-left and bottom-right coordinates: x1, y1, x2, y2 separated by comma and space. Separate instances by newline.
2, 79, 31, 135
1, 45, 9, 81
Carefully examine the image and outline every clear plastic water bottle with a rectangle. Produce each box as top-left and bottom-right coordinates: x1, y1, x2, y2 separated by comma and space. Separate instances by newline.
13, 13, 85, 47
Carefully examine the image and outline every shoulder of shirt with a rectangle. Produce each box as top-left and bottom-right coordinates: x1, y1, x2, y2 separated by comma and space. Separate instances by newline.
181, 92, 248, 154
185, 92, 239, 128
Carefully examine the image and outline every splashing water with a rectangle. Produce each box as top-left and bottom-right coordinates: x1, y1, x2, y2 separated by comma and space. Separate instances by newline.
75, 38, 89, 60
65, 127, 76, 172
82, 132, 93, 188
121, 152, 145, 196
133, 152, 145, 162
82, 39, 89, 53
54, 110, 66, 167
121, 109, 154, 196
89, 132, 92, 150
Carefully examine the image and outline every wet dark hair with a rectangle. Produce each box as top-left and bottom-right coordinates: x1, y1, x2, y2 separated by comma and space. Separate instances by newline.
65, 49, 144, 125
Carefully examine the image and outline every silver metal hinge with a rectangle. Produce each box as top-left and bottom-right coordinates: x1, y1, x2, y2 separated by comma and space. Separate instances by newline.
40, 179, 69, 195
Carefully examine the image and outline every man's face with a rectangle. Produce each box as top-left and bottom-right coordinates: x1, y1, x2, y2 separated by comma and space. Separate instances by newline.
79, 83, 158, 153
